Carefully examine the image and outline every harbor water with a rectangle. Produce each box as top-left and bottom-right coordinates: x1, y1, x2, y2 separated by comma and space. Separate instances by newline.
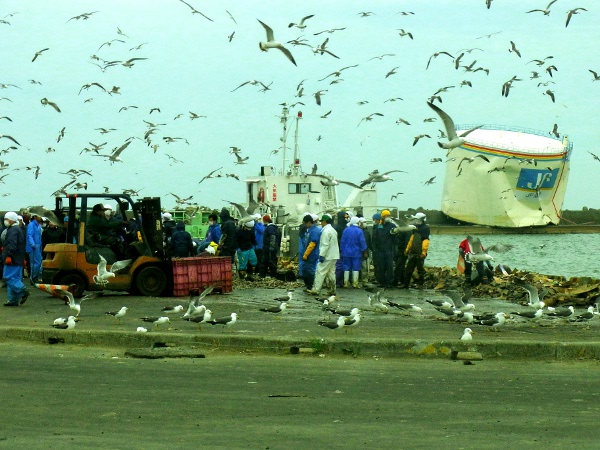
425, 233, 600, 279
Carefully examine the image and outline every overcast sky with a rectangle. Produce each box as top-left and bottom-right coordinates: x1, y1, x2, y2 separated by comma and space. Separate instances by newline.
0, 0, 597, 212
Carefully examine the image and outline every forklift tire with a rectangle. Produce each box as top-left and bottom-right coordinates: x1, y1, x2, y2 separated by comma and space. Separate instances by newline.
135, 266, 167, 297
58, 273, 86, 298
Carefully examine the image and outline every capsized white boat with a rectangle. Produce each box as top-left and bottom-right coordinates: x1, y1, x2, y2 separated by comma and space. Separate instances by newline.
442, 124, 572, 228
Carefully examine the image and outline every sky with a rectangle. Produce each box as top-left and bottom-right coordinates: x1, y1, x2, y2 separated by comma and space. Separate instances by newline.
0, 0, 598, 213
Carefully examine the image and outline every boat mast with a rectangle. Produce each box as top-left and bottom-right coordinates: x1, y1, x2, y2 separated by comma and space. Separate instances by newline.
291, 110, 302, 176
280, 105, 289, 175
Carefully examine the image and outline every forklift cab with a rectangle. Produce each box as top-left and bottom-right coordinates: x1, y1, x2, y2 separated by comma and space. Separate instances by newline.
42, 194, 171, 297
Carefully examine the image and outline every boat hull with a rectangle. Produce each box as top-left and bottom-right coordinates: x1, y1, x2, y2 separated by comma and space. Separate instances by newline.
441, 126, 572, 228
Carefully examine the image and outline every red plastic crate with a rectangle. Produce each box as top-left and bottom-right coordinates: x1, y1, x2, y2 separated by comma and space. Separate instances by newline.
172, 256, 233, 296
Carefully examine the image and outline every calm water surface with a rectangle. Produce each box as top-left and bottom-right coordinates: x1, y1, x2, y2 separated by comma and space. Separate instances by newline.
425, 234, 599, 279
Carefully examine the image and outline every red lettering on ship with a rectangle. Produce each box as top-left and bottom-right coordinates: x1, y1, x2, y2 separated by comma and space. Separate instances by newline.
272, 184, 277, 202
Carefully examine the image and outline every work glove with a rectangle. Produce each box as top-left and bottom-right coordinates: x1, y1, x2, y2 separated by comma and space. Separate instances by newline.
421, 252, 427, 259
302, 254, 308, 261
5, 256, 12, 265
318, 256, 325, 263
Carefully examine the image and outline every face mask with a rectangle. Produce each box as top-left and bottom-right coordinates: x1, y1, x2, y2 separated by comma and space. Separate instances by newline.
42, 223, 48, 229
105, 211, 112, 218
3, 220, 9, 227
384, 217, 391, 223
209, 221, 214, 226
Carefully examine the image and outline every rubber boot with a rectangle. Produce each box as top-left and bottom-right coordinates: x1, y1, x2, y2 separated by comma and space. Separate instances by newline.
343, 271, 349, 288
352, 271, 360, 288
246, 265, 255, 282
239, 270, 247, 280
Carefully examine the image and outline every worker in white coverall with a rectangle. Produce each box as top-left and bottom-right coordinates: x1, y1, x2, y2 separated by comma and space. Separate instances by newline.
308, 214, 340, 296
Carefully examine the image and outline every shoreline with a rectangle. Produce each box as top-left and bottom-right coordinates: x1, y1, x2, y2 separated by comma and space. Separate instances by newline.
429, 225, 600, 235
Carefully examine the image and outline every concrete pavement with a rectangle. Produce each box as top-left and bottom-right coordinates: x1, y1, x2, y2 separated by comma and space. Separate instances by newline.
1, 282, 599, 360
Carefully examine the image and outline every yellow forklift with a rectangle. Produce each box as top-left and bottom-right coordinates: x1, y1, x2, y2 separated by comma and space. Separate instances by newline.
42, 194, 171, 297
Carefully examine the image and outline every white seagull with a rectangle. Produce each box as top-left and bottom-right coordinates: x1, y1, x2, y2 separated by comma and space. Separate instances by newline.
460, 328, 474, 341
208, 312, 238, 331
141, 316, 171, 328
516, 282, 546, 309
479, 312, 507, 329
288, 14, 314, 29
258, 19, 297, 66
93, 255, 115, 285
106, 306, 129, 323
162, 305, 184, 314
182, 285, 214, 318
57, 290, 97, 317
318, 315, 346, 330
259, 302, 288, 314
184, 308, 212, 330
427, 102, 482, 149
52, 315, 77, 329
92, 139, 132, 164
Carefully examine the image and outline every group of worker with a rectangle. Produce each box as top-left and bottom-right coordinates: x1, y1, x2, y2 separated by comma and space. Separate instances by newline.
1, 211, 54, 306
297, 209, 431, 296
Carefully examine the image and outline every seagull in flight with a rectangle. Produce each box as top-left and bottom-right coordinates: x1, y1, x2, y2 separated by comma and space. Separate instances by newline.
426, 51, 454, 70
527, 0, 558, 15
288, 14, 314, 29
40, 97, 61, 112
427, 102, 482, 149
234, 152, 249, 165
508, 41, 521, 58
177, 0, 213, 21
199, 166, 223, 184
357, 112, 384, 127
231, 80, 271, 92
359, 169, 405, 188
93, 139, 132, 164
0, 134, 20, 146
368, 53, 395, 61
423, 176, 436, 186
32, 48, 49, 62
565, 7, 587, 27
258, 19, 297, 66
412, 134, 431, 146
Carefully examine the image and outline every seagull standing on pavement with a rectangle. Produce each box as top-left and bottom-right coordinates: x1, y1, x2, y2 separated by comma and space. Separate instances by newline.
106, 306, 129, 323
460, 328, 474, 341
208, 312, 238, 331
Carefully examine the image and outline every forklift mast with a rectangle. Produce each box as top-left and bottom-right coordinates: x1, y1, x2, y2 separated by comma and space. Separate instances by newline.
135, 197, 165, 259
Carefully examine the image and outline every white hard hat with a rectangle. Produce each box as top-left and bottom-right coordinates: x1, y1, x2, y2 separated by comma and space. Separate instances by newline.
163, 212, 172, 220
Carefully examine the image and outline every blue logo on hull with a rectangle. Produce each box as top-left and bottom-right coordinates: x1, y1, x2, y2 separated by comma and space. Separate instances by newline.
516, 168, 558, 191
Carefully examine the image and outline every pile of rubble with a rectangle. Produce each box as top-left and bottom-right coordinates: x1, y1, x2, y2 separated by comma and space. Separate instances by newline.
425, 266, 600, 307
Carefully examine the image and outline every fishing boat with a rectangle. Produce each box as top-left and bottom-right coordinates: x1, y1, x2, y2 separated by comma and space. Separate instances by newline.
244, 106, 390, 225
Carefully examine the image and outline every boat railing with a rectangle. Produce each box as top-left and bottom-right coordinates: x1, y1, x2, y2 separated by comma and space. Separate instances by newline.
455, 123, 573, 156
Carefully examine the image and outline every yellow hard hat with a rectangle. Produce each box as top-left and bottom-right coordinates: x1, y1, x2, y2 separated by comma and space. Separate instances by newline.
381, 209, 391, 218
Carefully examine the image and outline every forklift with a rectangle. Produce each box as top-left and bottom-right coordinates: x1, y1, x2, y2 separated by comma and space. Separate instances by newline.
42, 194, 171, 297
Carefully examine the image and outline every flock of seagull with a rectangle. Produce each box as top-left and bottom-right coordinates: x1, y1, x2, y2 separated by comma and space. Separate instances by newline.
0, 2, 596, 211
45, 246, 599, 337
51, 285, 240, 332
